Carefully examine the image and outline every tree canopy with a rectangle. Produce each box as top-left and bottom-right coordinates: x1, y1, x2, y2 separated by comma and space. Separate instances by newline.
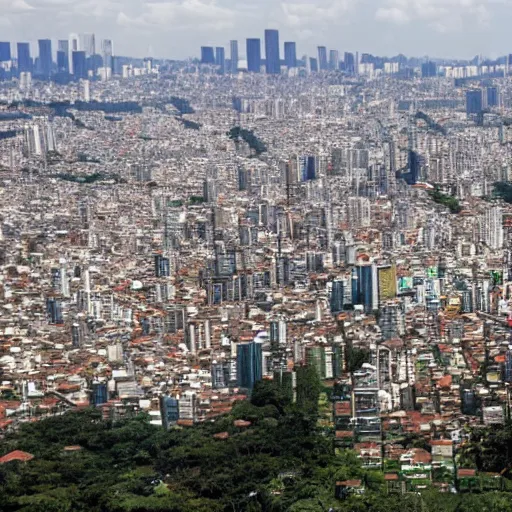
2, 394, 512, 511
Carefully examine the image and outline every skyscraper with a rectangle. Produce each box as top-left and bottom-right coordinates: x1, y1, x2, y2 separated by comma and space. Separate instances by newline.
246, 38, 261, 73
80, 33, 95, 57
69, 34, 79, 52
284, 42, 297, 68
57, 40, 69, 73
201, 47, 215, 64
58, 40, 69, 55
57, 51, 68, 73
215, 47, 225, 72
487, 86, 501, 108
330, 280, 346, 314
305, 55, 311, 73
69, 34, 79, 73
329, 50, 339, 70
0, 42, 11, 62
38, 39, 52, 78
237, 341, 263, 390
408, 150, 421, 185
72, 51, 87, 79
351, 264, 376, 313
317, 46, 328, 70
46, 298, 63, 325
17, 43, 31, 72
466, 89, 485, 115
344, 52, 355, 74
102, 39, 113, 70
265, 29, 280, 74
269, 320, 287, 347
230, 40, 238, 74
421, 61, 437, 78
309, 57, 318, 73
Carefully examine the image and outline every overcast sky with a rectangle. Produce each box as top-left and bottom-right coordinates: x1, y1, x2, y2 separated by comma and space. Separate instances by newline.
1, 0, 511, 60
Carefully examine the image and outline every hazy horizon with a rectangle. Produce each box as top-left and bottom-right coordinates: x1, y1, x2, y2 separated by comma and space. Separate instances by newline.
1, 0, 511, 60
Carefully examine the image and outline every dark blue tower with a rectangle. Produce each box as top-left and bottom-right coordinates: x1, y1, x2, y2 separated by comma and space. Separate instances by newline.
421, 61, 437, 78
330, 280, 345, 314
246, 38, 261, 73
0, 42, 11, 62
46, 298, 63, 325
318, 46, 328, 70
344, 52, 355, 74
57, 51, 69, 73
154, 254, 170, 278
91, 382, 108, 406
265, 29, 280, 74
160, 396, 179, 429
466, 89, 484, 115
201, 46, 215, 64
38, 39, 52, 78
237, 341, 263, 390
284, 42, 297, 68
351, 265, 374, 313
487, 86, 500, 108
72, 51, 87, 79
215, 47, 225, 72
17, 43, 31, 72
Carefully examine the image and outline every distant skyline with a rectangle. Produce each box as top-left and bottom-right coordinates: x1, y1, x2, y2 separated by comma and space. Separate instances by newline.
1, 0, 511, 60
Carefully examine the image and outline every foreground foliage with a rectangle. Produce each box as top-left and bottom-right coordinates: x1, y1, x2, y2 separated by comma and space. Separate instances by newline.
228, 127, 267, 155
1, 382, 512, 511
428, 186, 462, 213
494, 181, 512, 204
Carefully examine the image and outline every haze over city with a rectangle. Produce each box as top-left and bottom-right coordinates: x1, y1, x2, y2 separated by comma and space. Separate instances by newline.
2, 3, 512, 512
1, 0, 511, 58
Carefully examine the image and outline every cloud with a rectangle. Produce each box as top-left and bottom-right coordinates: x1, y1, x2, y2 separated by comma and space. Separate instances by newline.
375, 0, 496, 31
281, 0, 354, 26
278, 0, 356, 41
0, 0, 34, 13
117, 0, 235, 31
375, 7, 410, 23
0, 0, 509, 59
30, 0, 122, 17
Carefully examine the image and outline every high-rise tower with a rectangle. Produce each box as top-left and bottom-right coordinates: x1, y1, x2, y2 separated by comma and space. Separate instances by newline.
17, 43, 31, 72
80, 33, 95, 57
102, 39, 113, 70
38, 39, 52, 78
317, 46, 328, 70
57, 40, 69, 73
284, 42, 297, 68
0, 42, 11, 62
230, 40, 238, 74
215, 47, 225, 72
329, 50, 339, 70
265, 29, 280, 74
246, 38, 261, 73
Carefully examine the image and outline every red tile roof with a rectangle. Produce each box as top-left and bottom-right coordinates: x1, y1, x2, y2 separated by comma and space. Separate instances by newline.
63, 446, 82, 452
0, 450, 34, 464
335, 430, 354, 438
337, 480, 362, 487
233, 420, 251, 428
458, 469, 477, 477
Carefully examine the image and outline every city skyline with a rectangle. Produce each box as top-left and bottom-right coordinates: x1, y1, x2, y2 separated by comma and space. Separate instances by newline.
3, 3, 512, 511
3, 32, 512, 66
0, 0, 512, 60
